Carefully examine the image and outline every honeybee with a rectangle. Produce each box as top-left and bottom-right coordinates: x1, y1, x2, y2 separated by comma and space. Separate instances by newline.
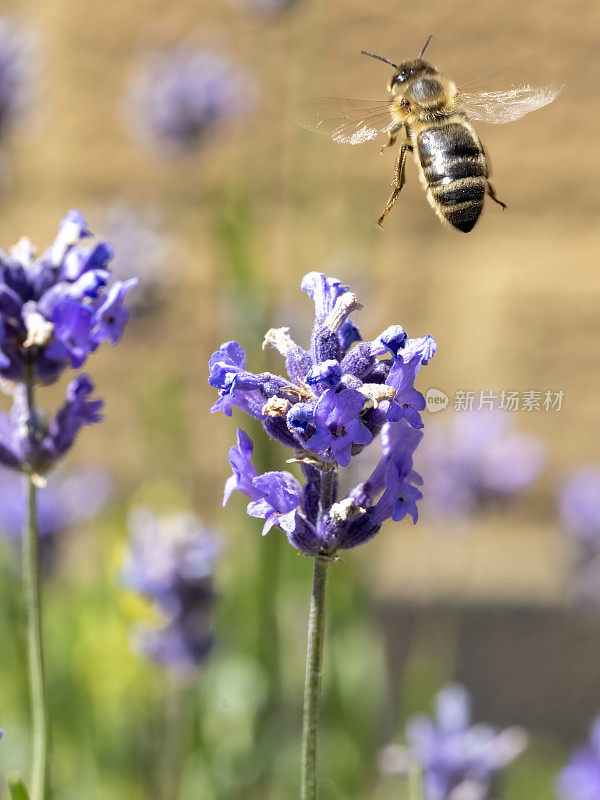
298, 37, 563, 232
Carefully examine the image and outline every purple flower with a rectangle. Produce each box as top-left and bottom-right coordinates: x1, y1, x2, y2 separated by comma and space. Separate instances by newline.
121, 508, 221, 671
559, 468, 600, 609
307, 388, 372, 467
0, 210, 137, 384
0, 375, 104, 475
230, 0, 298, 17
126, 43, 256, 154
211, 272, 436, 556
560, 468, 600, 548
92, 279, 137, 344
381, 684, 527, 800
557, 715, 600, 800
418, 410, 545, 520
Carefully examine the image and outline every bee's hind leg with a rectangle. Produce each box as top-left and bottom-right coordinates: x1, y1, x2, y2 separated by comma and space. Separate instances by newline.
487, 180, 507, 210
378, 144, 411, 228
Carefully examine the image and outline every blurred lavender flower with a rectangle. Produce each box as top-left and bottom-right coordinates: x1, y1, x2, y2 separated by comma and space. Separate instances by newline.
418, 410, 545, 520
126, 43, 256, 154
560, 468, 600, 548
0, 465, 112, 569
97, 204, 174, 314
230, 0, 298, 16
210, 271, 436, 556
121, 508, 220, 671
380, 684, 527, 800
0, 210, 136, 475
0, 16, 37, 140
557, 714, 600, 800
560, 468, 600, 608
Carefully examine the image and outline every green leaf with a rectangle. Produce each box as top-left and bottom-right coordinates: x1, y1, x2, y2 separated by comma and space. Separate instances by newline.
6, 773, 30, 800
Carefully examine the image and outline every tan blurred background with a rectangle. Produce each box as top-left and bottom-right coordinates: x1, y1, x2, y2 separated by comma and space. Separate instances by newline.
2, 0, 599, 608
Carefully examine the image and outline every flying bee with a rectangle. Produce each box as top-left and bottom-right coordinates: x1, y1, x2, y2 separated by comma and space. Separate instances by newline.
298, 36, 563, 232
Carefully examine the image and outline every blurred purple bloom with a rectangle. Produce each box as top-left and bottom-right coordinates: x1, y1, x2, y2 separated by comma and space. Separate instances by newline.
382, 684, 527, 800
0, 17, 37, 140
560, 468, 600, 609
418, 410, 545, 520
0, 464, 113, 570
122, 508, 220, 671
230, 0, 298, 16
0, 210, 136, 385
557, 715, 600, 800
560, 469, 600, 548
210, 272, 435, 556
126, 44, 256, 154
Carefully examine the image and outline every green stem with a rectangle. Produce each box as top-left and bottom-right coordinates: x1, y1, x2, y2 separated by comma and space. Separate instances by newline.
300, 469, 335, 800
159, 673, 187, 800
301, 557, 329, 800
23, 361, 48, 800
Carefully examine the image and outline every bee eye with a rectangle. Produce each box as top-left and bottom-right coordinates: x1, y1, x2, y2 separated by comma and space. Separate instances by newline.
392, 72, 407, 87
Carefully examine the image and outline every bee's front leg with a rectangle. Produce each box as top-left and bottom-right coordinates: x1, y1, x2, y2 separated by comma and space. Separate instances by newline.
379, 124, 403, 155
487, 181, 507, 210
377, 144, 412, 228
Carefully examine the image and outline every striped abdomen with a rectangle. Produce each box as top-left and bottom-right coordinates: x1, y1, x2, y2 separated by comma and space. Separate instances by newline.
416, 120, 487, 233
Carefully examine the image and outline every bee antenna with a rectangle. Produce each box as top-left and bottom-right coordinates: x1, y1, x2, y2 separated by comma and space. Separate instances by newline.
419, 34, 433, 58
360, 51, 400, 70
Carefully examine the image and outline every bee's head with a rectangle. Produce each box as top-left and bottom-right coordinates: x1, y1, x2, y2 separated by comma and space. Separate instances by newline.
361, 35, 436, 97
387, 59, 437, 95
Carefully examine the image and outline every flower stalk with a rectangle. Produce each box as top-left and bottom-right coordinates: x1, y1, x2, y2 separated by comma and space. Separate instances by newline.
301, 554, 330, 800
301, 469, 335, 800
23, 358, 49, 800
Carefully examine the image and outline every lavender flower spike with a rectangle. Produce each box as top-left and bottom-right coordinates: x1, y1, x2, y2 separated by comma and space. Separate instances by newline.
126, 43, 256, 154
0, 209, 137, 385
0, 375, 103, 476
121, 508, 221, 672
560, 467, 600, 608
210, 271, 435, 556
381, 684, 528, 800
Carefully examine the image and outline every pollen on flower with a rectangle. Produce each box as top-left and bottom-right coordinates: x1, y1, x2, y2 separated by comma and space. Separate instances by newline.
23, 313, 54, 348
358, 384, 397, 409
286, 452, 332, 470
262, 397, 290, 417
281, 383, 314, 401
330, 498, 366, 523
262, 326, 294, 354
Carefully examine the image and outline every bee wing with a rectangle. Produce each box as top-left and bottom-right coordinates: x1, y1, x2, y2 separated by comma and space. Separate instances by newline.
457, 65, 563, 124
296, 98, 395, 144
458, 83, 563, 124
